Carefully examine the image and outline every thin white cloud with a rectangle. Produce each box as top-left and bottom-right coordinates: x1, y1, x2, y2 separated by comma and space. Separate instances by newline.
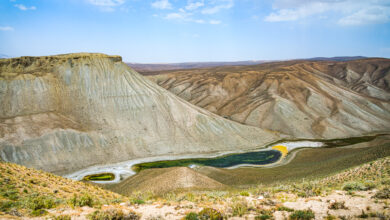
264, 0, 390, 26
201, 0, 233, 14
209, 19, 221, 24
160, 0, 231, 24
185, 0, 204, 11
338, 6, 390, 26
86, 0, 125, 11
165, 12, 187, 20
195, 19, 205, 23
14, 4, 36, 11
86, 0, 125, 7
151, 0, 172, 10
0, 26, 14, 31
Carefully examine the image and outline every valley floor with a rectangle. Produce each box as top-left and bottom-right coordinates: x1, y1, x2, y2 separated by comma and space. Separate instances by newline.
1, 156, 389, 219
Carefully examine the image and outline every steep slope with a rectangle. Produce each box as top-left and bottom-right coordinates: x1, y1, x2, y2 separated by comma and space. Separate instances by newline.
0, 53, 280, 175
148, 59, 390, 139
0, 161, 123, 217
109, 167, 227, 195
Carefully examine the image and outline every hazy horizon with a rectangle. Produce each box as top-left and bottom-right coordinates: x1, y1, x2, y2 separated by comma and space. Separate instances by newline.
1, 0, 390, 62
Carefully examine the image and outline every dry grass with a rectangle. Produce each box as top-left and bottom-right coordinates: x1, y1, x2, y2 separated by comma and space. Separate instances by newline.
0, 162, 124, 217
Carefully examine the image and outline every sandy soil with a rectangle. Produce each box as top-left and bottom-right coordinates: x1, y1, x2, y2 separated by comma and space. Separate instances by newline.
28, 189, 388, 220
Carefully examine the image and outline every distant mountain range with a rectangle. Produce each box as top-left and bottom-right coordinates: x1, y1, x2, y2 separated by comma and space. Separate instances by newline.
127, 60, 270, 74
303, 56, 368, 61
127, 56, 369, 73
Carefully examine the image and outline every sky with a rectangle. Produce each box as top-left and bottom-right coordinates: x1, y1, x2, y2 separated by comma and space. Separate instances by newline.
1, 0, 390, 62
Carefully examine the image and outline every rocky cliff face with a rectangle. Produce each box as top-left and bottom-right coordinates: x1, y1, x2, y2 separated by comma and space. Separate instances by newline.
148, 59, 390, 139
0, 53, 280, 174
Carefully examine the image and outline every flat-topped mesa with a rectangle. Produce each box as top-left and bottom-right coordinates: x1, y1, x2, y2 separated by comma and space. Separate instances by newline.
0, 53, 280, 175
0, 53, 122, 78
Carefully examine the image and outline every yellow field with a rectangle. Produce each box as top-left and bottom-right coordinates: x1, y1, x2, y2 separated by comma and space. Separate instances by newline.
272, 145, 288, 157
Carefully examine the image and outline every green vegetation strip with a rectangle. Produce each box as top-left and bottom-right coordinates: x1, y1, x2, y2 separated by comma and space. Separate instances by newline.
133, 150, 281, 172
82, 173, 115, 181
196, 142, 390, 186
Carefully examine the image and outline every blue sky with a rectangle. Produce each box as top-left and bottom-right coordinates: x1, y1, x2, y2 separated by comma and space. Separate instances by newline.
1, 0, 390, 62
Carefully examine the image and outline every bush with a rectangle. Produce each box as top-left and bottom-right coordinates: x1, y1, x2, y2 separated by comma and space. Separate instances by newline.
231, 201, 248, 216
198, 208, 224, 220
68, 194, 94, 207
88, 208, 140, 220
324, 214, 336, 220
130, 198, 145, 205
1, 189, 19, 200
342, 181, 376, 191
185, 212, 199, 220
373, 188, 390, 199
289, 209, 315, 220
54, 215, 72, 220
30, 209, 48, 216
328, 201, 348, 210
255, 214, 272, 220
0, 200, 18, 212
25, 194, 55, 211
240, 191, 250, 196
277, 206, 294, 212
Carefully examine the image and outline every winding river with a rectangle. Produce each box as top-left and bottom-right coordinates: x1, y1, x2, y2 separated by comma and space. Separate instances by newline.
65, 135, 380, 184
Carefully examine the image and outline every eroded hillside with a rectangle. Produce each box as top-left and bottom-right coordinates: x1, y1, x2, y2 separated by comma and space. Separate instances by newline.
148, 59, 390, 139
0, 53, 280, 175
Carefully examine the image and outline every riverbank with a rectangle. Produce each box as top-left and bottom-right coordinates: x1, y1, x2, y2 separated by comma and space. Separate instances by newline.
66, 134, 389, 184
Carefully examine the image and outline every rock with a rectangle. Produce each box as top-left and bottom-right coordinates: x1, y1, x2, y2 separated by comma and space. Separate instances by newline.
257, 195, 264, 200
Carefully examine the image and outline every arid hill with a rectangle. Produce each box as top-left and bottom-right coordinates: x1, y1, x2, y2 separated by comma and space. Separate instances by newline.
108, 167, 227, 195
0, 53, 280, 175
148, 59, 390, 139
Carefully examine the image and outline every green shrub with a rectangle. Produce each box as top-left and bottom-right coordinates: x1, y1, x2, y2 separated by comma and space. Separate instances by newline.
0, 200, 18, 212
88, 208, 140, 220
198, 208, 223, 220
1, 189, 19, 200
381, 178, 390, 185
277, 206, 294, 212
185, 212, 199, 220
131, 198, 145, 205
373, 188, 390, 199
328, 201, 348, 210
324, 214, 336, 220
25, 194, 55, 211
54, 215, 72, 220
289, 209, 315, 220
67, 194, 95, 207
255, 214, 272, 220
240, 191, 250, 196
30, 209, 48, 216
231, 200, 248, 217
342, 181, 376, 191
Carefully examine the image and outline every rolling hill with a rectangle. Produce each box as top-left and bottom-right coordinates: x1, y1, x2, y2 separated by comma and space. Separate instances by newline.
148, 58, 390, 139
